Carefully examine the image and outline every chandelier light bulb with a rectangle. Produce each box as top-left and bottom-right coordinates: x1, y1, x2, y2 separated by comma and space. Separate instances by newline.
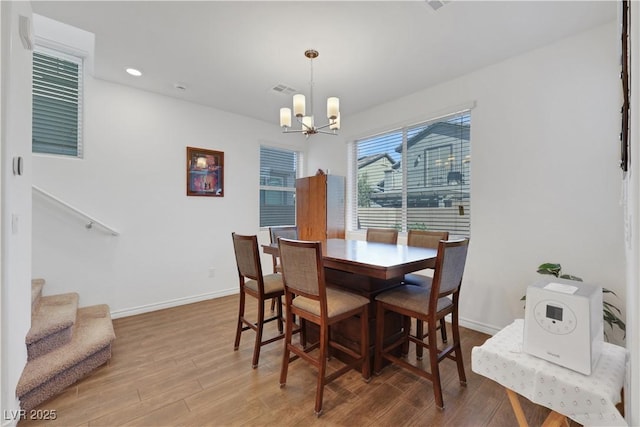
293, 94, 306, 117
302, 116, 314, 131
327, 97, 339, 120
280, 108, 292, 128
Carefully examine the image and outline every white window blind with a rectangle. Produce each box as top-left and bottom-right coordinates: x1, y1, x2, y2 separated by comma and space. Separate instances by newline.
33, 46, 83, 157
351, 111, 471, 236
259, 146, 299, 227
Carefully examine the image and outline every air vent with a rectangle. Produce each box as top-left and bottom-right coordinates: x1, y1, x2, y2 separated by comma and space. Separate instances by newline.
272, 84, 297, 95
426, 0, 448, 11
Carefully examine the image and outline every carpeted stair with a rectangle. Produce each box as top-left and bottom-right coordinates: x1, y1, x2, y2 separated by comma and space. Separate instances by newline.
16, 279, 116, 411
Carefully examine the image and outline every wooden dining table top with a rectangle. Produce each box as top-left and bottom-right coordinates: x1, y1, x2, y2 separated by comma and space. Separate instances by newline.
262, 238, 437, 281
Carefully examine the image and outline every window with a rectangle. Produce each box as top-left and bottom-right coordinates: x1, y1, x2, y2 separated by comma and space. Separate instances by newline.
32, 46, 83, 157
259, 146, 300, 227
350, 111, 471, 236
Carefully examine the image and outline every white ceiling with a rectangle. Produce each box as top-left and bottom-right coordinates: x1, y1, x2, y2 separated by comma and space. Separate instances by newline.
31, 1, 617, 125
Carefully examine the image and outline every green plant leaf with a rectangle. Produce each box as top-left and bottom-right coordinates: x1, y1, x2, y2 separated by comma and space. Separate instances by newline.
603, 288, 619, 297
537, 263, 561, 277
603, 300, 622, 315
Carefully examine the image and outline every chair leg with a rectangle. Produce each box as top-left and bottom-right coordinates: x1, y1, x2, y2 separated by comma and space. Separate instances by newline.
415, 319, 424, 360
440, 318, 448, 343
360, 306, 371, 381
280, 306, 293, 387
415, 319, 447, 360
300, 318, 308, 348
428, 321, 444, 410
270, 297, 276, 313
374, 302, 385, 375
276, 296, 284, 334
234, 290, 245, 350
252, 297, 265, 369
314, 322, 329, 416
451, 313, 467, 385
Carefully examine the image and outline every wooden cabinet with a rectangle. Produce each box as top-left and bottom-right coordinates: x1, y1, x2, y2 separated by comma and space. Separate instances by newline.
296, 174, 345, 241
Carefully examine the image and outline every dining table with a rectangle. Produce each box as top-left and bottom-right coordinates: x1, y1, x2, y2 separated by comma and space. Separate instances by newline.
262, 238, 438, 365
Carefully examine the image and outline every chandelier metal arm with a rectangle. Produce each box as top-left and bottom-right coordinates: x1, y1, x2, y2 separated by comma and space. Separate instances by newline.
314, 122, 335, 131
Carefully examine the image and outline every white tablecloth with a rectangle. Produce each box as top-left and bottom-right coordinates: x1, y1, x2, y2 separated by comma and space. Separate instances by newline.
471, 319, 627, 427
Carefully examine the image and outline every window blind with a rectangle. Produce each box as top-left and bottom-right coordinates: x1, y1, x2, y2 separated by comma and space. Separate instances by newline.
259, 146, 298, 227
33, 47, 83, 157
351, 111, 471, 237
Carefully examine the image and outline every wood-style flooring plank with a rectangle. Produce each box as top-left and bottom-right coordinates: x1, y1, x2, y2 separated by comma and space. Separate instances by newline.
17, 295, 583, 426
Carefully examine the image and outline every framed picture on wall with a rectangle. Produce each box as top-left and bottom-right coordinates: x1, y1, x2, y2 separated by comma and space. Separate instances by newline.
186, 147, 224, 197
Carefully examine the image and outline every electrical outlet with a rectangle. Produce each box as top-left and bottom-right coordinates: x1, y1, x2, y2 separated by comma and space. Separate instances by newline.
208, 268, 216, 278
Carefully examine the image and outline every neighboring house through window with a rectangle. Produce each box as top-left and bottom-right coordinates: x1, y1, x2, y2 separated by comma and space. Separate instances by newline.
350, 111, 471, 236
259, 146, 301, 227
32, 45, 84, 157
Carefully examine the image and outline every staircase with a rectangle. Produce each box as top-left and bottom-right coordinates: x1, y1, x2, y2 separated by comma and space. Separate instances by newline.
16, 279, 116, 411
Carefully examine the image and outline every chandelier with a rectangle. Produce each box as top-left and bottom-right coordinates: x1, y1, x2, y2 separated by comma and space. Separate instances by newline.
279, 49, 340, 137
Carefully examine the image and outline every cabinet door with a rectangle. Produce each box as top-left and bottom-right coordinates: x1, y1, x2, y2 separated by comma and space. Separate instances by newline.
296, 175, 327, 240
326, 175, 345, 239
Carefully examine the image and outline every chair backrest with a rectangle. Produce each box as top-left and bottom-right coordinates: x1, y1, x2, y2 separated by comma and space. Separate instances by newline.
231, 232, 264, 285
407, 230, 449, 249
278, 238, 327, 305
366, 228, 398, 244
269, 226, 299, 244
431, 238, 469, 303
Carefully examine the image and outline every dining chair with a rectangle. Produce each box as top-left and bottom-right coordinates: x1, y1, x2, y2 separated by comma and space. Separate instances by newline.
268, 226, 299, 273
231, 232, 285, 369
374, 238, 470, 410
268, 226, 298, 313
404, 229, 450, 358
278, 237, 370, 416
366, 227, 398, 244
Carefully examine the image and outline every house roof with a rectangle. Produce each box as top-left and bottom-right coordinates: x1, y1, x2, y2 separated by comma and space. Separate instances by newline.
395, 122, 470, 154
357, 153, 397, 169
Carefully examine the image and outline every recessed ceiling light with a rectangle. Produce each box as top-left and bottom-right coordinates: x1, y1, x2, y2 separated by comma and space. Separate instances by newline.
126, 68, 142, 77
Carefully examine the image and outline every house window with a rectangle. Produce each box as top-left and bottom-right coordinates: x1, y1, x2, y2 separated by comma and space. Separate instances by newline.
259, 146, 300, 227
350, 111, 471, 236
32, 46, 83, 157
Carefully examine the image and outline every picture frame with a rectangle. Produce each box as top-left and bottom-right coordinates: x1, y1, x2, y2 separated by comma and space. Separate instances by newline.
186, 146, 224, 197
620, 0, 630, 172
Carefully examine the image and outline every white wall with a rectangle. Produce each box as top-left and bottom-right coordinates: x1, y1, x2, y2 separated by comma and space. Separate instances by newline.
1, 1, 33, 424
32, 20, 625, 338
342, 22, 626, 339
32, 78, 306, 317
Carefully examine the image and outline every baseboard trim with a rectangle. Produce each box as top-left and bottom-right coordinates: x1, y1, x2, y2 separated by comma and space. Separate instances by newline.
109, 290, 506, 337
459, 316, 502, 336
110, 288, 237, 319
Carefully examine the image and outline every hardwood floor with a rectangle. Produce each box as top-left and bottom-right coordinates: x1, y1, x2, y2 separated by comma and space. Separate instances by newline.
18, 295, 580, 426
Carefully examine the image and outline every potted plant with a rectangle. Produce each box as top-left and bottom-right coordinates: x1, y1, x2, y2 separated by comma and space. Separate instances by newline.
522, 262, 625, 341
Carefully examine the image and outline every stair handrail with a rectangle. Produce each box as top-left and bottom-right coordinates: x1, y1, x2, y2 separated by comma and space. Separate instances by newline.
32, 185, 120, 236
